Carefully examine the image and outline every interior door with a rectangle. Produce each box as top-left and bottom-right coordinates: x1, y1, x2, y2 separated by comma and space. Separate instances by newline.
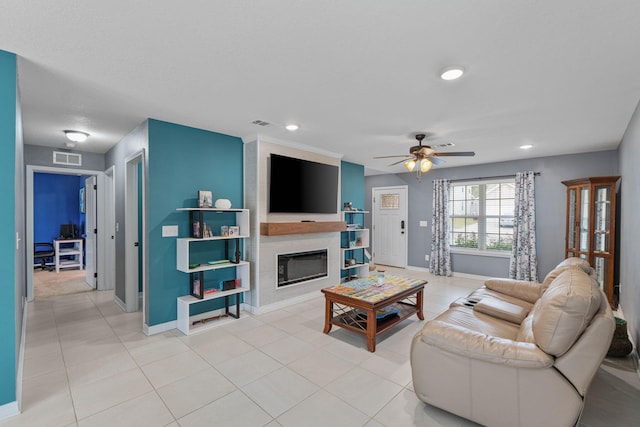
85, 176, 97, 288
372, 186, 408, 267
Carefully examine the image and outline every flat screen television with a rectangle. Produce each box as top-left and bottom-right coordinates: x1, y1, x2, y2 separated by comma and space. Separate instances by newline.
269, 154, 339, 214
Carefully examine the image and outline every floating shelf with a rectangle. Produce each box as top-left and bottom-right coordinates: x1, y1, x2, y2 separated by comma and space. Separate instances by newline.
260, 221, 346, 236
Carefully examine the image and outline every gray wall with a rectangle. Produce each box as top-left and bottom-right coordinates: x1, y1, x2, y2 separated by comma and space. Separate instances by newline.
24, 144, 105, 171
365, 150, 618, 279
618, 99, 640, 357
104, 121, 149, 307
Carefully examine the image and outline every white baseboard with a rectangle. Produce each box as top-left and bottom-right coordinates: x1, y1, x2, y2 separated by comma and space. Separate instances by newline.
0, 402, 19, 421
245, 291, 320, 315
451, 271, 492, 281
406, 265, 490, 282
405, 265, 429, 273
144, 320, 177, 336
114, 295, 126, 312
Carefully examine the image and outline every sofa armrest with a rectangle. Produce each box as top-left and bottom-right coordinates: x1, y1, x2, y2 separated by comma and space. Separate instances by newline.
417, 320, 553, 369
484, 278, 545, 303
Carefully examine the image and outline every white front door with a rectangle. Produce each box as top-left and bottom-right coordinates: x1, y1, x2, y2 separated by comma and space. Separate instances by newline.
372, 186, 408, 268
85, 176, 97, 288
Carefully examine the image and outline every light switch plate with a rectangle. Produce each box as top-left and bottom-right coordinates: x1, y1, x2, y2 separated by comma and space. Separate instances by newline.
419, 220, 428, 227
162, 225, 179, 237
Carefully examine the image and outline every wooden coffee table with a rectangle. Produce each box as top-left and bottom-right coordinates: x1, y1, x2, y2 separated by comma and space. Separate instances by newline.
322, 274, 426, 352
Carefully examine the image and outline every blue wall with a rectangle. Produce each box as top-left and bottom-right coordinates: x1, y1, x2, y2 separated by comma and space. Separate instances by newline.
0, 50, 17, 407
34, 173, 85, 243
146, 119, 244, 325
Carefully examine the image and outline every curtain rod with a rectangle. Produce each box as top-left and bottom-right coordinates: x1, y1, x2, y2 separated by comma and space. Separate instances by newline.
449, 172, 541, 183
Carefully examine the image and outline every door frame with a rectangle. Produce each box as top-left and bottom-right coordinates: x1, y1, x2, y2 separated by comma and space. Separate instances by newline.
26, 165, 107, 301
104, 166, 116, 292
371, 185, 409, 268
124, 151, 147, 326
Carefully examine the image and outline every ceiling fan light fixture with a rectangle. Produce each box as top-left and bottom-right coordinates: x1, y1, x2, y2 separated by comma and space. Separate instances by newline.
420, 158, 433, 173
64, 130, 89, 143
404, 159, 416, 172
440, 66, 465, 81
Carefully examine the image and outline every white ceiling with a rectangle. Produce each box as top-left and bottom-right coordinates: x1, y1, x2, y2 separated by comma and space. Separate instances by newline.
2, 1, 640, 175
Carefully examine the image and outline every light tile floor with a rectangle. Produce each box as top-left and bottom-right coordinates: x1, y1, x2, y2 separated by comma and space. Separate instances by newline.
3, 267, 640, 426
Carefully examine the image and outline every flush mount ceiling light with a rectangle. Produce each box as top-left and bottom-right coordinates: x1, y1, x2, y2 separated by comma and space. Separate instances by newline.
285, 124, 299, 131
440, 66, 465, 81
520, 144, 534, 150
64, 130, 89, 143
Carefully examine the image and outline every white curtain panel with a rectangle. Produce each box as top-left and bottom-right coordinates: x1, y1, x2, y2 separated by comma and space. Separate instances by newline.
509, 171, 538, 281
430, 179, 452, 276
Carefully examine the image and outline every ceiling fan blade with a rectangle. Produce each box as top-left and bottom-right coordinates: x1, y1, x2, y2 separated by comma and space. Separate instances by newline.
374, 155, 411, 159
389, 158, 411, 166
428, 156, 445, 166
433, 151, 475, 157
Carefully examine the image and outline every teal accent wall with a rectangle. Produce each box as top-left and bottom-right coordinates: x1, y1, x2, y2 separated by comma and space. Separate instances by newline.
341, 161, 365, 211
0, 50, 17, 406
146, 119, 244, 325
340, 161, 366, 279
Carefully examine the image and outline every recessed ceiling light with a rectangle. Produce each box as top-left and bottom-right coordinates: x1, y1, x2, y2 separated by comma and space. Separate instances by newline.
64, 130, 89, 143
520, 144, 533, 150
285, 124, 299, 131
440, 66, 465, 81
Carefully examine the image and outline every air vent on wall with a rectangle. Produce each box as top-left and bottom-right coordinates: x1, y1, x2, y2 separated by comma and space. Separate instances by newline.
251, 119, 271, 127
53, 151, 82, 166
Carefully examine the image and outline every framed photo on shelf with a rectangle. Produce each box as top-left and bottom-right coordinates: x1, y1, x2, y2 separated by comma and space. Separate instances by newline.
191, 276, 203, 299
198, 190, 213, 208
228, 226, 239, 237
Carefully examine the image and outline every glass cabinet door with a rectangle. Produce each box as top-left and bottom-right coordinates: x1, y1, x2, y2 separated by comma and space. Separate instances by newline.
579, 186, 589, 252
593, 185, 611, 253
567, 188, 577, 254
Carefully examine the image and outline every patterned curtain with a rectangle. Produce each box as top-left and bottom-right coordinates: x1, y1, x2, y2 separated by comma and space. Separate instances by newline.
430, 179, 452, 276
509, 171, 538, 281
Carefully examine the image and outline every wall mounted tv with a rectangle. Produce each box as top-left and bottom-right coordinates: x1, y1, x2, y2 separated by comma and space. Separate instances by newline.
269, 154, 339, 214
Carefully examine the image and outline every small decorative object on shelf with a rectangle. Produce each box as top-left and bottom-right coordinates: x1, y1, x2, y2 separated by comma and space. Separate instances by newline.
220, 226, 229, 236
228, 226, 239, 237
343, 201, 353, 211
221, 278, 238, 291
198, 190, 213, 208
215, 198, 232, 209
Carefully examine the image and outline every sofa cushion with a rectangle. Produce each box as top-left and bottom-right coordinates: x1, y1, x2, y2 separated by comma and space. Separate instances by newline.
473, 298, 530, 324
435, 306, 519, 340
532, 269, 601, 356
542, 257, 594, 289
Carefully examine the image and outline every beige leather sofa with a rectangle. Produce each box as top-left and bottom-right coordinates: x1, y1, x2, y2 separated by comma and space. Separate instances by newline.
410, 259, 615, 427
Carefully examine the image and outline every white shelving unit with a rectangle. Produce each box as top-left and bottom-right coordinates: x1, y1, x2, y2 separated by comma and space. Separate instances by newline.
54, 238, 84, 273
340, 210, 370, 282
175, 208, 250, 334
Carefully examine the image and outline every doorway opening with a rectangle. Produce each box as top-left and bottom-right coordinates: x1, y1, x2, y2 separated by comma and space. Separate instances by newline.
26, 165, 110, 301
124, 151, 147, 327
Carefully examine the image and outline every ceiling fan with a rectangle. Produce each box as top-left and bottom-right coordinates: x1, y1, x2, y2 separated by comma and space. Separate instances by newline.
375, 133, 475, 179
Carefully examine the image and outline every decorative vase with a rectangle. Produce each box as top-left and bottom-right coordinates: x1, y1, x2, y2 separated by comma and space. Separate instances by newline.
607, 317, 633, 357
214, 199, 232, 209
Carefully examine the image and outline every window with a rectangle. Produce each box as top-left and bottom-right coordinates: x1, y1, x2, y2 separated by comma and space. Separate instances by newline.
449, 179, 515, 252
